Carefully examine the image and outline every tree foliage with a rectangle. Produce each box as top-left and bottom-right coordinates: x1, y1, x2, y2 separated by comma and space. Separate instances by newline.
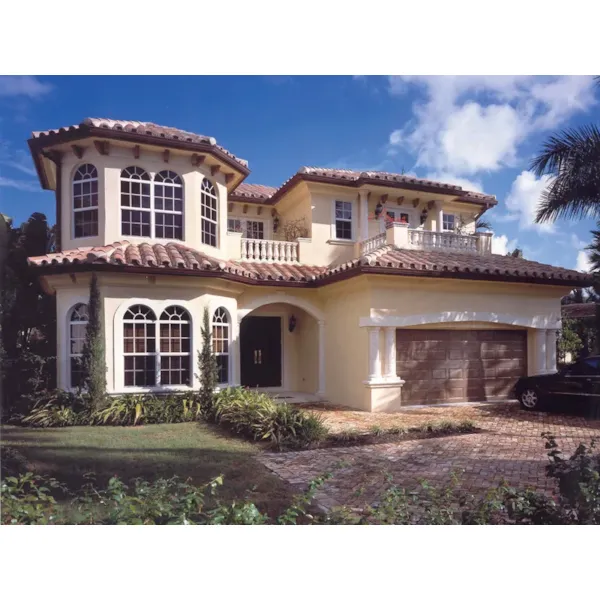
0, 213, 56, 416
557, 318, 583, 364
197, 306, 218, 406
81, 273, 106, 408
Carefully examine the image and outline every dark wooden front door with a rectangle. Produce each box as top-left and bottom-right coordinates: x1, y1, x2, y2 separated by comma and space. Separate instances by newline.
240, 317, 282, 387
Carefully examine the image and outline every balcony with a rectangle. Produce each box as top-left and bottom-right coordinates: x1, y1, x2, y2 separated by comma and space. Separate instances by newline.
241, 238, 300, 263
360, 224, 492, 256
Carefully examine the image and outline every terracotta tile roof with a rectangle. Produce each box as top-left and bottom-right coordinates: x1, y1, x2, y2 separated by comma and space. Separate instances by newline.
31, 118, 249, 169
229, 182, 277, 202
328, 245, 589, 284
293, 167, 496, 205
562, 303, 597, 318
28, 241, 590, 287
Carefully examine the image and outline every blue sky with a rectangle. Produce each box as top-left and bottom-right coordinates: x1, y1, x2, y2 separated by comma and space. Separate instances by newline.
0, 75, 598, 271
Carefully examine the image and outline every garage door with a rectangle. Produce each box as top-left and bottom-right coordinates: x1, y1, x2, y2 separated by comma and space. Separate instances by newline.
396, 329, 527, 406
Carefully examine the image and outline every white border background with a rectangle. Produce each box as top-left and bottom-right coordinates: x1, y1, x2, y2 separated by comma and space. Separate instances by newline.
2, 0, 599, 597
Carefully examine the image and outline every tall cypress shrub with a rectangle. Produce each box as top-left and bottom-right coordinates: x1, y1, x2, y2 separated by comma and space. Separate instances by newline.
197, 306, 218, 407
82, 273, 106, 408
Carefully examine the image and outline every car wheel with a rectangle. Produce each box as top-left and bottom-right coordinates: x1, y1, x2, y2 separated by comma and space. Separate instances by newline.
519, 388, 542, 410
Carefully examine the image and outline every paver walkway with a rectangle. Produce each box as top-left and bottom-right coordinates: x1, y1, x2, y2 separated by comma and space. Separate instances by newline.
258, 402, 600, 510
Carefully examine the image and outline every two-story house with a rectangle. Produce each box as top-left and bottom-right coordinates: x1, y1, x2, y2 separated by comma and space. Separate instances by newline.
26, 118, 591, 412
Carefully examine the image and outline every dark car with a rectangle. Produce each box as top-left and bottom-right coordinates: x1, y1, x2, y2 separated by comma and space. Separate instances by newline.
514, 356, 600, 410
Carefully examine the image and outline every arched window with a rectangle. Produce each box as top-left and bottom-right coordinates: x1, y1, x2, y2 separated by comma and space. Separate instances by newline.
154, 171, 184, 240
121, 167, 151, 237
200, 178, 218, 247
123, 305, 156, 386
159, 306, 191, 385
212, 308, 230, 384
69, 303, 89, 388
73, 164, 99, 238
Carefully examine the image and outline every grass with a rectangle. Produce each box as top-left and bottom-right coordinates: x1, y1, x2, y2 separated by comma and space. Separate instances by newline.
0, 422, 293, 516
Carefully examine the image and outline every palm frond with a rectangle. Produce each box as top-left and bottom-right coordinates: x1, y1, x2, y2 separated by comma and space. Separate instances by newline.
530, 124, 600, 224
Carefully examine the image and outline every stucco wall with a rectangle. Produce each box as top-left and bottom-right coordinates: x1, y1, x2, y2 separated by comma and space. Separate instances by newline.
59, 142, 229, 258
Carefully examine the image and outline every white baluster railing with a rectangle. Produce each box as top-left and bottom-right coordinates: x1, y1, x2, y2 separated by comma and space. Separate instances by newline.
408, 230, 479, 253
241, 238, 300, 263
360, 232, 387, 255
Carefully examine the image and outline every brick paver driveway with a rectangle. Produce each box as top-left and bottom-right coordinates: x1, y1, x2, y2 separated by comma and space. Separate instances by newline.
258, 402, 600, 509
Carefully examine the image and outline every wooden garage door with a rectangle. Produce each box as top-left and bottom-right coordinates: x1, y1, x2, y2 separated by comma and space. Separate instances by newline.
396, 329, 527, 406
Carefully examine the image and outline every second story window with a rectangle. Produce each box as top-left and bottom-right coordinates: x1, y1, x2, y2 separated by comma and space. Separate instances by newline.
120, 167, 185, 240
121, 166, 152, 237
201, 178, 218, 247
442, 213, 456, 232
334, 200, 353, 240
227, 218, 265, 239
73, 164, 99, 238
154, 170, 183, 240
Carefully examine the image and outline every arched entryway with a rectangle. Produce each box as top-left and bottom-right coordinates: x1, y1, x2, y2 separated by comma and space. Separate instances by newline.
238, 295, 325, 400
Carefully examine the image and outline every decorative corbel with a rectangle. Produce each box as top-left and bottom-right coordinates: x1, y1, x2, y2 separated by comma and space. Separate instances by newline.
71, 145, 84, 159
380, 194, 388, 204
243, 204, 248, 214
163, 149, 170, 163
225, 173, 234, 184
228, 202, 233, 212
93, 140, 109, 156
211, 165, 221, 176
257, 206, 263, 215
192, 154, 206, 167
397, 196, 405, 205
412, 197, 420, 208
133, 145, 140, 159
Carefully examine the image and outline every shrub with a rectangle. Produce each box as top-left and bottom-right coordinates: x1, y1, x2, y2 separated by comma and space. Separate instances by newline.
91, 393, 202, 426
20, 390, 90, 428
81, 273, 106, 409
206, 387, 328, 449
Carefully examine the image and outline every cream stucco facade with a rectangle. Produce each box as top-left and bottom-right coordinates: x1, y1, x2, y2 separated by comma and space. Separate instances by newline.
28, 118, 586, 411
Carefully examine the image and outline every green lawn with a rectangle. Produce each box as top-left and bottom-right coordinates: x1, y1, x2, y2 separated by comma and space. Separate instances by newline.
1, 422, 293, 515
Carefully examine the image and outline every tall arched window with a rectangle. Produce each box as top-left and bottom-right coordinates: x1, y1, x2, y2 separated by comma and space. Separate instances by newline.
73, 164, 99, 238
159, 306, 191, 385
69, 303, 89, 388
212, 308, 230, 384
121, 167, 152, 237
154, 170, 184, 240
200, 178, 218, 247
123, 305, 156, 386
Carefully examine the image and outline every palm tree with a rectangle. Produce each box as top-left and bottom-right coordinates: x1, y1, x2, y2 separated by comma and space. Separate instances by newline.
586, 225, 600, 273
531, 124, 600, 224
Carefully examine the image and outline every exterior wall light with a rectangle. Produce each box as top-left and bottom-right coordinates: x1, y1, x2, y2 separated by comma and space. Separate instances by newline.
288, 314, 297, 332
374, 202, 383, 219
420, 209, 428, 225
273, 215, 280, 232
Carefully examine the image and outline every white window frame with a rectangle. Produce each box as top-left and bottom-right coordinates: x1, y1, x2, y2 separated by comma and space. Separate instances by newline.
331, 199, 355, 241
120, 167, 185, 241
120, 166, 153, 239
200, 178, 219, 248
157, 306, 192, 386
154, 170, 184, 241
122, 304, 193, 389
72, 164, 99, 239
68, 303, 89, 389
442, 212, 457, 232
212, 307, 231, 385
227, 217, 269, 239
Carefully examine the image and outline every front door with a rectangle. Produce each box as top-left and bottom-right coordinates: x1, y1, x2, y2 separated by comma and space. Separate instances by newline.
240, 316, 282, 387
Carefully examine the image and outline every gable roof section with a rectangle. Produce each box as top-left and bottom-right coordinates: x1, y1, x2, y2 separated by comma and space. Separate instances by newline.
29, 241, 590, 288
562, 303, 598, 318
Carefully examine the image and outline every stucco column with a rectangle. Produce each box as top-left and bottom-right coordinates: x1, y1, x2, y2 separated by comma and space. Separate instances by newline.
359, 189, 370, 241
367, 326, 382, 382
535, 329, 547, 375
437, 204, 444, 232
317, 320, 326, 398
546, 329, 558, 374
384, 327, 397, 379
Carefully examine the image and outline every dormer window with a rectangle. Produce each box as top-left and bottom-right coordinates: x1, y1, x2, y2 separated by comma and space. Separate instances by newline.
200, 178, 218, 247
73, 164, 99, 238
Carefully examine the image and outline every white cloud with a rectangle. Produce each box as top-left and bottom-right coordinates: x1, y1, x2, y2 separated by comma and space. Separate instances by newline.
0, 76, 52, 98
0, 176, 39, 191
504, 170, 554, 232
386, 76, 596, 177
425, 172, 483, 193
492, 234, 517, 255
576, 250, 592, 273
